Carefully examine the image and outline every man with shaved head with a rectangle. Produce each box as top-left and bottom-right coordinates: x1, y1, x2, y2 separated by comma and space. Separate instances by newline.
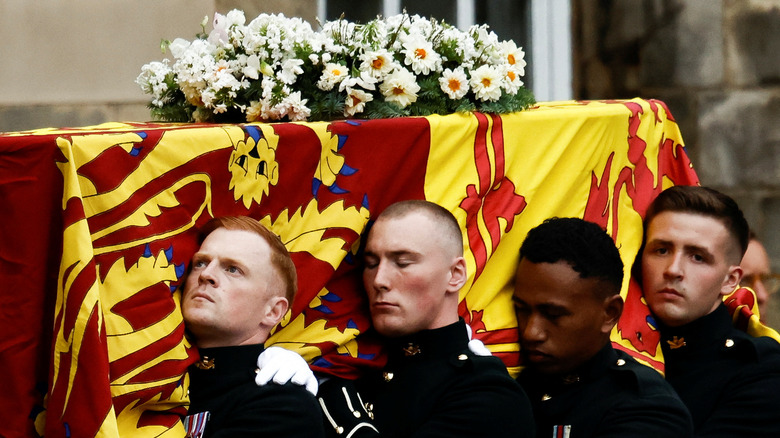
317, 200, 534, 438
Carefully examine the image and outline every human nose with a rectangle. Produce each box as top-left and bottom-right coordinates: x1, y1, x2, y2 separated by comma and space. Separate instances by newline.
198, 261, 219, 286
520, 314, 546, 344
371, 260, 391, 291
663, 252, 684, 280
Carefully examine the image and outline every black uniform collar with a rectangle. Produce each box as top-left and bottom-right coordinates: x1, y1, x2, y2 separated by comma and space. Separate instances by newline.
659, 304, 731, 353
191, 343, 266, 374
385, 320, 468, 361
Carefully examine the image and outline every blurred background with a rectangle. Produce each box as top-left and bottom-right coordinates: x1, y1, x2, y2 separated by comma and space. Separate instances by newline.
2, 0, 779, 325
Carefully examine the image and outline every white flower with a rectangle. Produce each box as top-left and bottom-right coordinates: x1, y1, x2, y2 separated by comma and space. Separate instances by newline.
208, 13, 231, 45
139, 11, 530, 122
246, 101, 263, 122
242, 54, 261, 80
339, 70, 377, 92
136, 60, 171, 106
316, 63, 348, 91
224, 10, 247, 27
503, 67, 524, 95
439, 68, 469, 100
168, 38, 191, 58
379, 68, 420, 108
278, 58, 304, 84
360, 50, 395, 78
499, 41, 526, 76
279, 91, 311, 121
344, 87, 374, 117
402, 39, 441, 75
469, 65, 503, 101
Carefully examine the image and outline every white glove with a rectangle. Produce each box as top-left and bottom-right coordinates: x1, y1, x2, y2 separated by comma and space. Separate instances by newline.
255, 346, 318, 396
465, 324, 492, 357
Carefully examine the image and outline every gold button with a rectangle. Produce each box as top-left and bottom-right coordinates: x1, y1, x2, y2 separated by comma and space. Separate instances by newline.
542, 394, 552, 401
458, 354, 468, 361
616, 359, 626, 366
725, 339, 735, 348
383, 371, 394, 382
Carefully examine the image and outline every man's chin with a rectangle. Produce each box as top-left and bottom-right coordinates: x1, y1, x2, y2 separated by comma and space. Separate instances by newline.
373, 318, 411, 338
522, 354, 562, 374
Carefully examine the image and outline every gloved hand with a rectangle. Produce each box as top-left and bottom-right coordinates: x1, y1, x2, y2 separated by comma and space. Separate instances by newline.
466, 324, 492, 356
255, 346, 318, 396
317, 378, 378, 438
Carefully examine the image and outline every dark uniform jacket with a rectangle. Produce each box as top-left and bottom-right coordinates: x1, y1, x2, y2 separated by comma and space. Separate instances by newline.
660, 304, 780, 437
318, 320, 535, 438
517, 343, 693, 438
187, 344, 325, 438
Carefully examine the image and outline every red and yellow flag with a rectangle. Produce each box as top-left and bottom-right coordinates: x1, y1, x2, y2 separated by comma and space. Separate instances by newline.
1, 99, 725, 437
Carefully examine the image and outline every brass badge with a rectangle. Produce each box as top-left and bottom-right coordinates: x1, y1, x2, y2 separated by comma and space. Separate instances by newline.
562, 374, 580, 385
195, 356, 216, 370
402, 343, 421, 357
667, 336, 687, 350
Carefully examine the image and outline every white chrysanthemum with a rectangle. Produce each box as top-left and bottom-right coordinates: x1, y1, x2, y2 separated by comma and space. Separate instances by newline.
438, 68, 469, 100
499, 41, 527, 77
278, 91, 311, 121
344, 87, 374, 117
360, 50, 396, 78
316, 63, 348, 91
210, 60, 237, 89
402, 39, 441, 75
469, 65, 503, 101
379, 68, 420, 108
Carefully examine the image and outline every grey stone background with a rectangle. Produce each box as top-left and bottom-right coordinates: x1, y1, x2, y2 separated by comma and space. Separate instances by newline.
2, 0, 779, 325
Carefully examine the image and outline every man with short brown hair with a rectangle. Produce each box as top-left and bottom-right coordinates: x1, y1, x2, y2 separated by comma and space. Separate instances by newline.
639, 186, 780, 436
182, 216, 324, 438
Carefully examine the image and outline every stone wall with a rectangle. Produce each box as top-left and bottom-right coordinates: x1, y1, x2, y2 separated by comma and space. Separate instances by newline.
574, 0, 780, 326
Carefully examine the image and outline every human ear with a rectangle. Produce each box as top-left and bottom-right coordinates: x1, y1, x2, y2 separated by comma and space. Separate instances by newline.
601, 295, 624, 334
720, 265, 743, 296
447, 256, 467, 293
262, 296, 290, 328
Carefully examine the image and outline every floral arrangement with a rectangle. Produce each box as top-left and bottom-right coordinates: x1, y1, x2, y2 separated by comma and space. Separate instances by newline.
136, 10, 534, 123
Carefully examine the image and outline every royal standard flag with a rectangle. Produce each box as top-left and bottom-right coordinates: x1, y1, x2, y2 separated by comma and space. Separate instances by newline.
2, 99, 746, 438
